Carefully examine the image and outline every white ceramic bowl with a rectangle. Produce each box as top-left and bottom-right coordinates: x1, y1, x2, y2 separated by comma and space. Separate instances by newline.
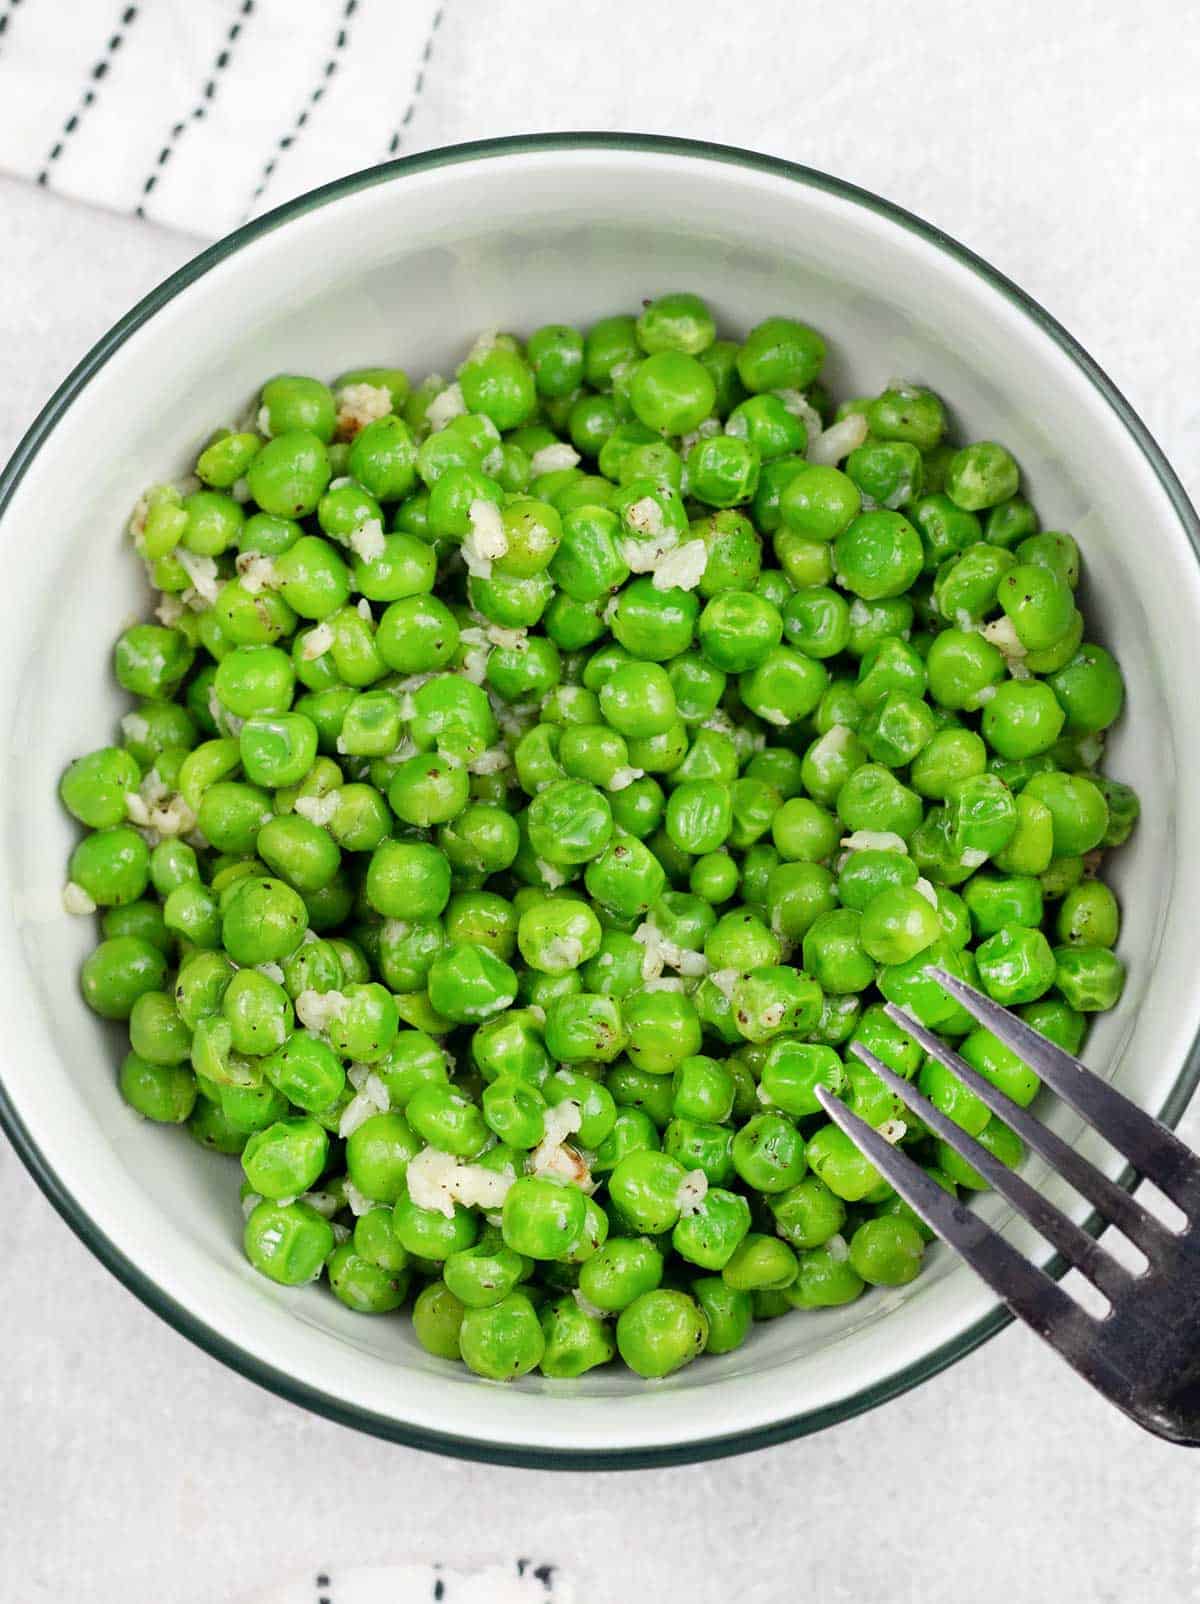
2, 135, 1198, 1468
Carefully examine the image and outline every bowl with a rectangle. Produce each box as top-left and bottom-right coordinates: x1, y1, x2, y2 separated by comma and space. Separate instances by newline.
2, 134, 1199, 1469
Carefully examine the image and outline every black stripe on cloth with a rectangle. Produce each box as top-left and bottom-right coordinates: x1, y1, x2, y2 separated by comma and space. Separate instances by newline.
36, 3, 139, 187
386, 4, 444, 155
134, 0, 256, 219
0, 0, 26, 56
242, 0, 359, 218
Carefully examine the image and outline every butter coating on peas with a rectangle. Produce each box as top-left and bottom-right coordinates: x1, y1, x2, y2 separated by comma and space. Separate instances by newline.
65, 296, 1136, 1381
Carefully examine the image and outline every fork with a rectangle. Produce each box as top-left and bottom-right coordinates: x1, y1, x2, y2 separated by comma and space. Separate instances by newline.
814, 966, 1200, 1446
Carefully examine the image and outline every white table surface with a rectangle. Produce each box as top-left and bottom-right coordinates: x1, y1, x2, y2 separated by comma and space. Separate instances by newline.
3, 3, 1200, 1600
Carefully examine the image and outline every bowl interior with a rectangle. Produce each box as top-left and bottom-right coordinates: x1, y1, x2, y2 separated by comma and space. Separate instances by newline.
3, 141, 1199, 1463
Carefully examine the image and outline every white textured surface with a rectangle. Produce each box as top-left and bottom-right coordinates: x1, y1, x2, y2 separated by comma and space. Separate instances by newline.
0, 0, 443, 234
2, 1, 1200, 1600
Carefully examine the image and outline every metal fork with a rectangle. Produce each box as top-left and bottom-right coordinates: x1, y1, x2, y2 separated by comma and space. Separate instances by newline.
814, 966, 1200, 1445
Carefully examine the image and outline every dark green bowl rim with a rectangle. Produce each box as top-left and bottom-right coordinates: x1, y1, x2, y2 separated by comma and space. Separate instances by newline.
1, 132, 1197, 1470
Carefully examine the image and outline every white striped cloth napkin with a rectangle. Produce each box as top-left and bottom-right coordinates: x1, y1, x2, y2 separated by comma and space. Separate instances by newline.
0, 0, 444, 236
245, 1561, 573, 1604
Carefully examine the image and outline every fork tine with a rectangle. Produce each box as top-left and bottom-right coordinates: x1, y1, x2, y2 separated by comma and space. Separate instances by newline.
882, 1001, 1172, 1252
927, 966, 1199, 1209
813, 1086, 1091, 1345
848, 1043, 1128, 1298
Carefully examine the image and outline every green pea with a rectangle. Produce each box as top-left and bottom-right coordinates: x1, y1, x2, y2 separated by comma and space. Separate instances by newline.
662, 1116, 734, 1186
1022, 770, 1109, 856
260, 1031, 344, 1113
405, 1083, 489, 1158
616, 1288, 708, 1378
728, 965, 820, 1043
776, 528, 834, 588
243, 1198, 333, 1285
722, 1231, 798, 1292
344, 1112, 421, 1203
1048, 644, 1125, 733
412, 1281, 467, 1358
81, 935, 168, 1019
971, 922, 1057, 1006
945, 441, 1020, 511
525, 323, 585, 398
635, 292, 716, 356
1056, 879, 1119, 947
524, 780, 614, 871
726, 393, 805, 460
377, 1029, 451, 1106
777, 465, 858, 544
272, 535, 351, 620
353, 1206, 410, 1274
756, 1038, 841, 1116
502, 1176, 587, 1259
995, 562, 1075, 652
833, 512, 923, 600
687, 435, 761, 508
858, 885, 940, 965
544, 991, 628, 1064
917, 1048, 991, 1134
327, 1242, 408, 1314
60, 746, 142, 829
739, 644, 828, 727
628, 351, 716, 434
849, 1216, 925, 1285
365, 840, 451, 920
583, 833, 666, 919
924, 629, 1003, 712
663, 1187, 749, 1272
666, 1054, 733, 1123
257, 375, 335, 441
242, 1116, 328, 1200
729, 1113, 807, 1193
393, 1187, 479, 1260
471, 1006, 550, 1086
1054, 944, 1126, 1012
937, 1116, 1026, 1190
578, 1236, 663, 1313
806, 1122, 882, 1201
119, 1051, 197, 1124
737, 318, 825, 392
610, 574, 699, 664
189, 1096, 249, 1155
786, 1246, 865, 1309
459, 346, 537, 431
245, 430, 332, 518
696, 590, 782, 674
221, 875, 309, 965
481, 1076, 547, 1149
539, 1296, 616, 1378
218, 968, 292, 1057
846, 439, 923, 510
69, 827, 151, 908
323, 982, 397, 1061
982, 493, 1039, 547
100, 900, 172, 958
864, 385, 944, 450
347, 415, 418, 500
688, 1276, 751, 1353
769, 1175, 846, 1250
617, 988, 698, 1074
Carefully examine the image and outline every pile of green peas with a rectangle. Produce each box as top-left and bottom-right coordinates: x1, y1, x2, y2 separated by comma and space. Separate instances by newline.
60, 291, 1138, 1383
